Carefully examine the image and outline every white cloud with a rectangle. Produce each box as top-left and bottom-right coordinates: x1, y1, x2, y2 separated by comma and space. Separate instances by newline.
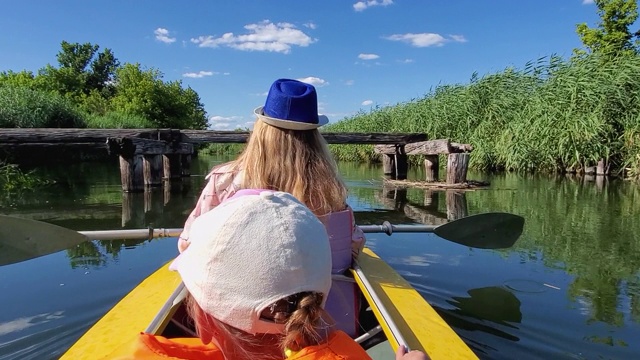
210, 115, 242, 122
182, 71, 215, 78
354, 0, 393, 12
358, 53, 380, 60
191, 20, 315, 54
398, 58, 414, 64
385, 33, 446, 47
345, 80, 355, 86
582, 0, 594, 4
362, 100, 373, 106
385, 33, 466, 47
304, 22, 317, 29
449, 34, 468, 43
154, 28, 176, 44
208, 115, 247, 130
297, 76, 329, 87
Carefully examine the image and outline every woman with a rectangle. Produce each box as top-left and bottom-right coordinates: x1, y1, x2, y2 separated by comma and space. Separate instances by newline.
109, 191, 426, 359
179, 78, 365, 336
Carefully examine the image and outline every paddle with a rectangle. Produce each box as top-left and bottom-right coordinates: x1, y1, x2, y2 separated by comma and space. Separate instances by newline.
0, 212, 524, 266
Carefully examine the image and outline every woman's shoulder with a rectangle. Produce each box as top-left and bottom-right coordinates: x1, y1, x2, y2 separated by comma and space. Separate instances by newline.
206, 162, 238, 178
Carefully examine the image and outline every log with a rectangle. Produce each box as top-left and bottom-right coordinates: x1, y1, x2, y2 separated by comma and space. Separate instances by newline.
143, 155, 163, 187
446, 191, 468, 221
375, 140, 473, 155
0, 128, 428, 146
0, 142, 108, 151
446, 153, 469, 184
0, 129, 159, 143
424, 155, 439, 182
120, 155, 144, 192
107, 138, 193, 156
182, 131, 427, 145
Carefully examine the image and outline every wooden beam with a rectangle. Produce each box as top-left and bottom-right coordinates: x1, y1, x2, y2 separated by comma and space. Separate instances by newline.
182, 130, 427, 145
375, 140, 473, 155
107, 138, 193, 156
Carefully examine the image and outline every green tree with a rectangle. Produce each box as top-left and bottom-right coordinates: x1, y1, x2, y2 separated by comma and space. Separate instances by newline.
111, 63, 207, 129
576, 0, 640, 56
38, 41, 120, 99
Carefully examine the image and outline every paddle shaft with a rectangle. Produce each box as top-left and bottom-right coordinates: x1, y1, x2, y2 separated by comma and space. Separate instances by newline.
79, 222, 438, 241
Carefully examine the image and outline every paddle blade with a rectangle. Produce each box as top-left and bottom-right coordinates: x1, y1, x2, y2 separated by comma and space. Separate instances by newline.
0, 215, 89, 266
434, 212, 524, 249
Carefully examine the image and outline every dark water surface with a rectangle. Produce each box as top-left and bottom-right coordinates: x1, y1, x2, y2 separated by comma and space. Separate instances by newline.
0, 156, 639, 359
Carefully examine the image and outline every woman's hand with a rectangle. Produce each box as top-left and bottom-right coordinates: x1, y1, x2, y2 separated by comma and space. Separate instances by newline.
395, 345, 429, 360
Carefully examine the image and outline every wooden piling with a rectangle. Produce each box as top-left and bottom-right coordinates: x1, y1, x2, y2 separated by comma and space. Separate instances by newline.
446, 153, 469, 184
395, 152, 408, 180
163, 154, 182, 180
424, 155, 439, 182
120, 155, 144, 192
143, 155, 163, 187
382, 155, 395, 176
181, 154, 192, 177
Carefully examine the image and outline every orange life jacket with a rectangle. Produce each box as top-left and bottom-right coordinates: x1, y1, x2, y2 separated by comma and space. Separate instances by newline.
104, 330, 371, 360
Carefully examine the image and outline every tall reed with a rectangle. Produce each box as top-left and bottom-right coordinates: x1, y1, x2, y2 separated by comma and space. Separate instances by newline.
325, 54, 640, 179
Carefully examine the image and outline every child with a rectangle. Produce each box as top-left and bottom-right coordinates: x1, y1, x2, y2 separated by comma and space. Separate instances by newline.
108, 190, 427, 359
179, 78, 366, 336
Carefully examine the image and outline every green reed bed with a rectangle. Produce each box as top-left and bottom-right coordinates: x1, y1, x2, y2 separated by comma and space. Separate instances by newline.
0, 162, 54, 193
325, 54, 640, 179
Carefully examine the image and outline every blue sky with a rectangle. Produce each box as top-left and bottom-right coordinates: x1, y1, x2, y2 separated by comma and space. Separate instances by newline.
0, 0, 611, 130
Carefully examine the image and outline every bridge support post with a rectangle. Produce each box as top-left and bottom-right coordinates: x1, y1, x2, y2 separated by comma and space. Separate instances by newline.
424, 155, 439, 182
143, 155, 163, 187
446, 153, 469, 184
163, 154, 182, 180
120, 154, 144, 192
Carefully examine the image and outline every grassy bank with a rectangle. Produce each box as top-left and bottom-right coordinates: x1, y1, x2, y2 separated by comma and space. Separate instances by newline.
325, 54, 640, 179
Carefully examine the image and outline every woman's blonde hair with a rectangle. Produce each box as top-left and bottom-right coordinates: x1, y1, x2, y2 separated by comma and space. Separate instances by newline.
186, 292, 331, 360
232, 119, 347, 215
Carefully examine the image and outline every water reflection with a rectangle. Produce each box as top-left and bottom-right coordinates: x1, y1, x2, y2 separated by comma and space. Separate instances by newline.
1, 157, 640, 359
442, 287, 522, 342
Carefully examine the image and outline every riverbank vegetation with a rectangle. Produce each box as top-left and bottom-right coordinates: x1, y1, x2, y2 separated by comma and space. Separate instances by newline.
0, 42, 207, 130
0, 162, 53, 193
326, 53, 640, 178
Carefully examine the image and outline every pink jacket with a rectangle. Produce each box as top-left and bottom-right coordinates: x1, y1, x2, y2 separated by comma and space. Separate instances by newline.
178, 163, 365, 257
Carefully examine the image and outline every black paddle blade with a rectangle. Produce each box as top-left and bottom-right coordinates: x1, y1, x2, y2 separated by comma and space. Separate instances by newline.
0, 215, 89, 266
434, 212, 525, 249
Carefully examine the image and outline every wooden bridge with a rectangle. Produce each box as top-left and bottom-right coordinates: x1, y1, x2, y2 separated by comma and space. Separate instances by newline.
0, 128, 474, 192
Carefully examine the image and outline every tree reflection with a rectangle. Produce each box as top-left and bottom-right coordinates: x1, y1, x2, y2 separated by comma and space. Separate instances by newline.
66, 239, 150, 269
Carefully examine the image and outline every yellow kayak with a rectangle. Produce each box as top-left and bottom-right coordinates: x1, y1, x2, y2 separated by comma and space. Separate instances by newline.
60, 248, 478, 360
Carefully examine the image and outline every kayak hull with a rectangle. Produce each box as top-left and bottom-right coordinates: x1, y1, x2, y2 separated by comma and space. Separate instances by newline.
61, 248, 478, 359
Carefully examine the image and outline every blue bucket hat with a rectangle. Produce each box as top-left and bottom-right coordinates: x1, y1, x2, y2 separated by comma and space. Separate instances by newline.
253, 78, 329, 130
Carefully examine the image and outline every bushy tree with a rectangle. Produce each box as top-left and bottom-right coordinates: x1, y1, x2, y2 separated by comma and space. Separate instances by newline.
576, 0, 640, 56
111, 63, 207, 129
38, 41, 120, 99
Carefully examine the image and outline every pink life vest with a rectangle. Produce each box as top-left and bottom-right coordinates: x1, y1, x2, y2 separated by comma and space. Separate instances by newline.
318, 209, 361, 337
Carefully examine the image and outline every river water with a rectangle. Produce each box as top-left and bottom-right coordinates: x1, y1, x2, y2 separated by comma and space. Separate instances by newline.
0, 155, 639, 359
